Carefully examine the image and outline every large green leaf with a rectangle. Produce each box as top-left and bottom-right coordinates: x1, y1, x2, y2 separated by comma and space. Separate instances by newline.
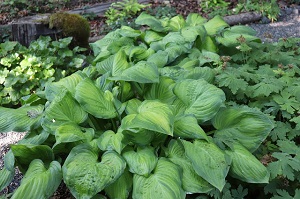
0, 105, 43, 133
122, 146, 158, 177
132, 158, 185, 199
174, 114, 208, 140
147, 51, 169, 68
181, 25, 206, 43
97, 130, 125, 154
112, 49, 130, 76
75, 78, 117, 119
110, 61, 159, 83
167, 140, 214, 193
135, 12, 168, 32
212, 107, 274, 152
119, 100, 174, 136
182, 139, 231, 191
173, 79, 225, 123
63, 144, 126, 199
168, 15, 186, 31
104, 168, 133, 199
143, 30, 164, 44
122, 129, 155, 146
186, 13, 207, 26
42, 89, 88, 131
226, 144, 270, 183
11, 144, 54, 172
45, 72, 85, 101
0, 151, 15, 192
203, 15, 229, 35
144, 77, 176, 104
11, 159, 62, 199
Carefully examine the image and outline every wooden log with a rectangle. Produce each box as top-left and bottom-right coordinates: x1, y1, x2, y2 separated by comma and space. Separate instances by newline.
223, 12, 262, 26
11, 14, 61, 47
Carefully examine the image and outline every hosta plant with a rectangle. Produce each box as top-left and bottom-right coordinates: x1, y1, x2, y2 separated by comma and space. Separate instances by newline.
0, 13, 275, 198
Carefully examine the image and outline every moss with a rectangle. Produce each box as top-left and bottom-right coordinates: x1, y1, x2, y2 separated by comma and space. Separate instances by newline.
49, 12, 90, 48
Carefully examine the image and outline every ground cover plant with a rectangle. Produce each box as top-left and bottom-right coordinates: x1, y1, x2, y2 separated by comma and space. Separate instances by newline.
1, 12, 291, 198
0, 36, 87, 107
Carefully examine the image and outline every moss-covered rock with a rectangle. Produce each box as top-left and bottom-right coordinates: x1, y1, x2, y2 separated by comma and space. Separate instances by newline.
49, 12, 90, 48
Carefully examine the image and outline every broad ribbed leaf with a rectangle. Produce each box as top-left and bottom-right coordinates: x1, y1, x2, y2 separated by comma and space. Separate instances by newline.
132, 158, 185, 199
147, 51, 168, 68
43, 89, 88, 131
53, 123, 93, 149
226, 144, 270, 183
122, 129, 155, 146
11, 144, 54, 172
0, 151, 15, 192
119, 100, 174, 136
183, 67, 215, 83
110, 61, 159, 83
143, 30, 164, 44
11, 160, 62, 199
186, 13, 207, 26
174, 79, 225, 123
181, 25, 206, 43
105, 168, 133, 199
119, 26, 141, 37
0, 105, 43, 133
135, 12, 168, 32
174, 114, 208, 140
144, 77, 176, 104
112, 50, 130, 76
75, 78, 117, 119
125, 99, 142, 114
203, 15, 229, 35
97, 130, 125, 153
212, 107, 274, 152
168, 15, 186, 31
182, 139, 231, 191
122, 146, 158, 177
95, 54, 115, 74
167, 140, 214, 193
45, 72, 85, 101
63, 144, 126, 199
199, 50, 220, 66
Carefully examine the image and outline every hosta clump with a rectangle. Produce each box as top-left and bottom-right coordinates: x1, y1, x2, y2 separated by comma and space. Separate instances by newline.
0, 36, 86, 107
0, 13, 274, 198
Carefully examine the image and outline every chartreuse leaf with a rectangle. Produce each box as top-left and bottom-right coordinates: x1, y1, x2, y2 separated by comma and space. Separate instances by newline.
174, 114, 208, 140
168, 15, 186, 31
143, 30, 164, 44
167, 140, 214, 193
132, 158, 186, 199
203, 15, 229, 35
0, 105, 43, 133
104, 168, 133, 199
186, 13, 207, 26
212, 107, 274, 152
97, 130, 125, 154
174, 79, 225, 123
122, 146, 158, 177
42, 89, 88, 131
112, 49, 130, 76
45, 71, 85, 101
63, 144, 126, 199
119, 100, 174, 136
110, 61, 159, 83
226, 143, 270, 183
182, 139, 231, 191
75, 77, 117, 119
144, 77, 176, 104
11, 159, 62, 199
125, 99, 142, 114
11, 144, 54, 172
181, 25, 207, 43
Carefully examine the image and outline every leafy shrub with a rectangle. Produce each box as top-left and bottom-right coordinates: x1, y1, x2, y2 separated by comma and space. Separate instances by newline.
0, 12, 278, 198
0, 36, 86, 107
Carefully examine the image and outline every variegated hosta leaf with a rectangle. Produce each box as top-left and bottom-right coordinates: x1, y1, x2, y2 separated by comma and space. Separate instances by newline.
167, 140, 214, 193
119, 100, 174, 136
104, 168, 133, 199
132, 158, 186, 199
181, 139, 231, 191
11, 144, 54, 172
42, 89, 88, 132
174, 114, 208, 140
63, 144, 126, 199
122, 146, 158, 177
122, 129, 155, 146
203, 15, 229, 36
45, 71, 86, 101
97, 130, 125, 154
144, 76, 177, 104
11, 159, 62, 199
226, 143, 270, 183
125, 99, 142, 115
75, 77, 117, 119
212, 107, 274, 152
173, 79, 225, 123
0, 105, 43, 133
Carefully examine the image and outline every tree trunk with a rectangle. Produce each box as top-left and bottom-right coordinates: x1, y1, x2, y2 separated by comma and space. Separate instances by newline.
11, 14, 61, 47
